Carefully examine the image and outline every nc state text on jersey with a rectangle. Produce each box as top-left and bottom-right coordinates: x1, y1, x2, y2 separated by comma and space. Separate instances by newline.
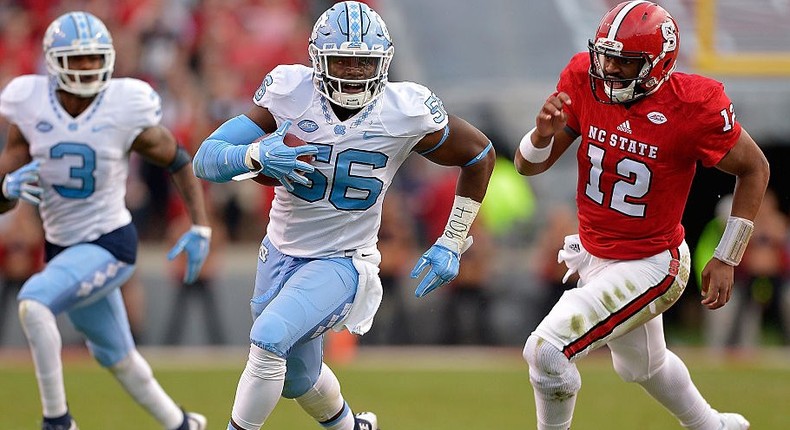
588, 125, 658, 159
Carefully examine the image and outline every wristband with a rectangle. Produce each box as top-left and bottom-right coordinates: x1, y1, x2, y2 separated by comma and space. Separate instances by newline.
518, 127, 553, 163
190, 225, 213, 239
713, 216, 754, 266
436, 195, 481, 253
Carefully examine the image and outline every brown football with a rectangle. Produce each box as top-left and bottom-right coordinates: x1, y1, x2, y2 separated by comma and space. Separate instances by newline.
252, 133, 312, 187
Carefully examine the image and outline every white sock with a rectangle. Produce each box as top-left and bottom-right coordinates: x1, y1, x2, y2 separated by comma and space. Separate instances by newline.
523, 335, 580, 430
230, 345, 287, 430
295, 363, 354, 430
320, 403, 355, 430
637, 350, 720, 430
19, 300, 68, 418
110, 349, 184, 429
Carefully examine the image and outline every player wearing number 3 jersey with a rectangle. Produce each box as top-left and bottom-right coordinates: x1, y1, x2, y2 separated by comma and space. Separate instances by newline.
0, 11, 211, 430
192, 2, 494, 429
514, 2, 768, 429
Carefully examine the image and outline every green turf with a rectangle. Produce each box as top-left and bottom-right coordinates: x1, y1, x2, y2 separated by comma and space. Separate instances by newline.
1, 347, 788, 429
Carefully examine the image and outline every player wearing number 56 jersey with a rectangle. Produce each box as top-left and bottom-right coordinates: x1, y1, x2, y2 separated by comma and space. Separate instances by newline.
0, 11, 210, 430
192, 2, 494, 430
515, 2, 767, 430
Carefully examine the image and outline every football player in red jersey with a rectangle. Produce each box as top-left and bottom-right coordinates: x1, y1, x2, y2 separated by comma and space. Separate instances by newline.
515, 2, 768, 429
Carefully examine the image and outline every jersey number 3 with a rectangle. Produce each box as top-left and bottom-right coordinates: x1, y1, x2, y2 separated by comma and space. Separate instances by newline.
50, 142, 96, 199
584, 143, 651, 217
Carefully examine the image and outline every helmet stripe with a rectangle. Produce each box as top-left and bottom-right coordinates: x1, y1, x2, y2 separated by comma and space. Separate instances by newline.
71, 12, 91, 41
607, 0, 650, 40
347, 2, 362, 43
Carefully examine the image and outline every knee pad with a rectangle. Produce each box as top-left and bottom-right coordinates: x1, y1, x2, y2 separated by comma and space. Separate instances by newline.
250, 315, 290, 357
109, 349, 153, 385
19, 299, 63, 357
19, 299, 58, 339
245, 344, 287, 381
523, 335, 581, 395
294, 363, 345, 421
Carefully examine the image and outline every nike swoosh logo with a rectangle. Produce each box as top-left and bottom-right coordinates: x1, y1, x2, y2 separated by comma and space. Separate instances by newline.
361, 253, 373, 257
362, 131, 384, 140
91, 124, 113, 132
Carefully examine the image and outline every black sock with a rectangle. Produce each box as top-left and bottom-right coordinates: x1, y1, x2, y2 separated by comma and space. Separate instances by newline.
43, 412, 72, 427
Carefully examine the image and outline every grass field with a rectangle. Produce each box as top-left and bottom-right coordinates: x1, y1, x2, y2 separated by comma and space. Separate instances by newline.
1, 346, 788, 429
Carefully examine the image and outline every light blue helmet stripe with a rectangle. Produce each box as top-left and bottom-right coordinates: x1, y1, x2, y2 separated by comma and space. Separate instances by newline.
347, 2, 362, 43
71, 12, 91, 42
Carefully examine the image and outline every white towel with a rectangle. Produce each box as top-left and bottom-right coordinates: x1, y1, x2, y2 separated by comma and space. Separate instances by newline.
557, 234, 592, 284
333, 246, 383, 335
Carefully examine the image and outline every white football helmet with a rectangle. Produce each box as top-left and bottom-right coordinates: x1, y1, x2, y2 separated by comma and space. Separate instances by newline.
43, 11, 115, 97
309, 1, 394, 109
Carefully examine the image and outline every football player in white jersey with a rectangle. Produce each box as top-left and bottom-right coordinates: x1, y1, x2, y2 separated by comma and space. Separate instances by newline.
193, 2, 495, 429
0, 12, 210, 430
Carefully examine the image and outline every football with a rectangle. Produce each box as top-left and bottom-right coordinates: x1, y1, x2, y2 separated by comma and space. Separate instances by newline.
252, 133, 312, 187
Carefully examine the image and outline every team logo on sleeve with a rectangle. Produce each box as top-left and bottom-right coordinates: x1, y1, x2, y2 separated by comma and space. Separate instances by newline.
298, 120, 319, 133
254, 74, 274, 102
258, 243, 268, 263
647, 112, 668, 124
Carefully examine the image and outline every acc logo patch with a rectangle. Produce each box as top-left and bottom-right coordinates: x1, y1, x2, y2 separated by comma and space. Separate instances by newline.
647, 111, 667, 124
298, 120, 319, 133
36, 121, 53, 132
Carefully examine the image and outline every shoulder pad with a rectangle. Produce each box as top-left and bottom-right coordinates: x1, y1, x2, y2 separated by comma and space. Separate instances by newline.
379, 82, 447, 137
0, 75, 39, 104
254, 65, 314, 118
109, 78, 162, 128
257, 65, 312, 97
0, 76, 46, 123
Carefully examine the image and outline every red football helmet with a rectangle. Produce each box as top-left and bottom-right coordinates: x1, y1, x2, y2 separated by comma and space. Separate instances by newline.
588, 1, 679, 103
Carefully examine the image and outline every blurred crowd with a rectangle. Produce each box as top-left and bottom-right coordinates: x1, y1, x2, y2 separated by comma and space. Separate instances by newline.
1, 0, 790, 349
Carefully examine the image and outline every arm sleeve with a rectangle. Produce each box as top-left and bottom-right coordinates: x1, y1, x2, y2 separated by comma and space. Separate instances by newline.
192, 115, 265, 183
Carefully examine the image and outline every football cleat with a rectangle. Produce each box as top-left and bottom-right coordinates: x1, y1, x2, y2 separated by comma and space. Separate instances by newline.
355, 411, 379, 430
719, 412, 750, 429
185, 412, 207, 430
41, 418, 78, 430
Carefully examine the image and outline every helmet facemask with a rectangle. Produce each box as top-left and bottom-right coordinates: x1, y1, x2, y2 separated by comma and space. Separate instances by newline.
588, 39, 654, 104
309, 45, 393, 109
309, 1, 395, 110
46, 47, 115, 97
43, 12, 115, 98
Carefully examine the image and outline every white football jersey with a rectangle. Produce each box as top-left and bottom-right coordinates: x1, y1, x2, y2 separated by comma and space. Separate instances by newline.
255, 65, 448, 257
0, 76, 161, 246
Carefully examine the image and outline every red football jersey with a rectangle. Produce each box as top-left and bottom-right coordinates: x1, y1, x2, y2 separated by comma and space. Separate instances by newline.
558, 53, 740, 259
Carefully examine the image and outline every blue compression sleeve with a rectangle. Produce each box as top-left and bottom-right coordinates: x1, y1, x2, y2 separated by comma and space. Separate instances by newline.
193, 115, 266, 182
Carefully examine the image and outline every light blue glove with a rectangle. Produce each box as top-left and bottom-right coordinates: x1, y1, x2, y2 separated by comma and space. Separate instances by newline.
247, 120, 318, 192
410, 244, 461, 298
410, 236, 473, 298
167, 225, 212, 284
2, 160, 43, 205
